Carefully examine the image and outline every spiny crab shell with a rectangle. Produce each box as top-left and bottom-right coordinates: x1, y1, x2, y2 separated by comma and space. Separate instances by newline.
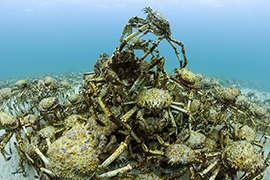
38, 126, 57, 139
14, 79, 29, 89
165, 143, 196, 165
63, 114, 84, 129
68, 94, 86, 105
47, 123, 99, 179
177, 129, 206, 149
0, 112, 18, 130
237, 125, 256, 142
38, 97, 59, 111
0, 88, 12, 99
222, 140, 264, 172
136, 88, 173, 109
143, 7, 171, 37
174, 68, 200, 89
217, 87, 241, 104
60, 80, 71, 89
138, 116, 168, 135
23, 114, 38, 125
94, 53, 110, 75
100, 49, 143, 83
44, 76, 58, 87
111, 49, 138, 65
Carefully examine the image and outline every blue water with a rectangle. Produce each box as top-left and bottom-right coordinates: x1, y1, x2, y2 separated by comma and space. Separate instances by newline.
1, 0, 270, 87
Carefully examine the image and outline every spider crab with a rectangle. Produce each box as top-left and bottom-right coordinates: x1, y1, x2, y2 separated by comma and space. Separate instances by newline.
198, 140, 266, 180
119, 7, 188, 68
34, 123, 132, 179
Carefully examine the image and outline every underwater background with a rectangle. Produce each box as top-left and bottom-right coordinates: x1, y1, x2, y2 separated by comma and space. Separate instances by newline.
1, 0, 270, 89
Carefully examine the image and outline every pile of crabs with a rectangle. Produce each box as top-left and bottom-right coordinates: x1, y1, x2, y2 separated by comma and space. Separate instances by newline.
1, 7, 270, 180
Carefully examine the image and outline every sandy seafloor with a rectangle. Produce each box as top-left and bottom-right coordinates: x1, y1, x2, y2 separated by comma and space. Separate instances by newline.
0, 73, 270, 180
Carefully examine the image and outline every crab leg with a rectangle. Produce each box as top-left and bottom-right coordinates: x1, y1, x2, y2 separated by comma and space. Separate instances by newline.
95, 164, 132, 179
141, 143, 164, 155
170, 105, 188, 114
0, 132, 13, 161
129, 72, 149, 93
34, 146, 50, 167
119, 24, 152, 51
139, 36, 163, 61
155, 56, 169, 87
87, 82, 122, 126
186, 91, 193, 134
198, 159, 219, 178
98, 142, 128, 169
82, 71, 95, 80
40, 167, 57, 179
209, 165, 221, 180
156, 135, 170, 147
119, 16, 146, 42
169, 109, 177, 134
168, 37, 188, 68
121, 106, 138, 122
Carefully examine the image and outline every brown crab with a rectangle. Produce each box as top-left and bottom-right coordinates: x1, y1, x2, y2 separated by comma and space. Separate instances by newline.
88, 48, 167, 89
172, 68, 201, 90
121, 88, 187, 135
199, 140, 265, 180
38, 97, 66, 124
0, 112, 35, 164
150, 135, 199, 178
0, 87, 13, 111
119, 7, 188, 68
67, 93, 88, 114
34, 123, 131, 179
